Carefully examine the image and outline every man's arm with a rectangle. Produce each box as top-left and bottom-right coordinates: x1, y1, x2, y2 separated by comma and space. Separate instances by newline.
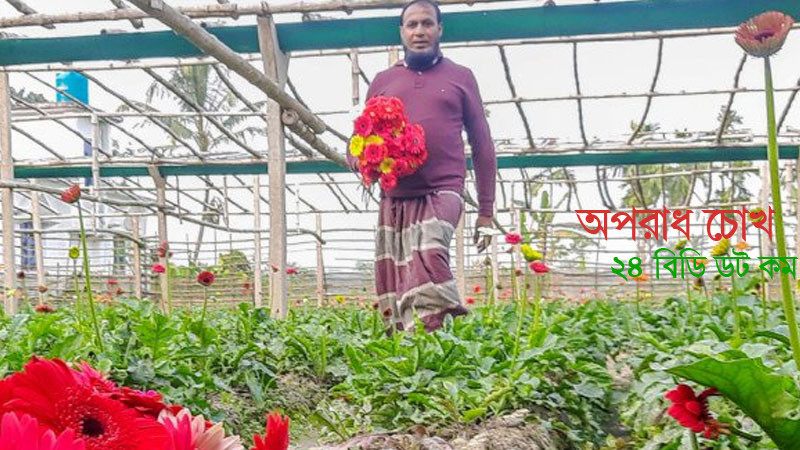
462, 69, 496, 250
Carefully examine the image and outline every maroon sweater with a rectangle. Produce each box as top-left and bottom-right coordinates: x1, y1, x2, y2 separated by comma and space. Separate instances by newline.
351, 56, 497, 217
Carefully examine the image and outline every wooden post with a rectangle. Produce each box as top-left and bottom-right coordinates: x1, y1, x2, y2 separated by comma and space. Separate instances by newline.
31, 186, 45, 305
455, 209, 466, 301
316, 214, 325, 307
253, 175, 263, 307
148, 166, 169, 312
258, 14, 289, 319
131, 216, 142, 300
350, 49, 360, 106
90, 114, 100, 232
0, 72, 15, 315
388, 47, 400, 66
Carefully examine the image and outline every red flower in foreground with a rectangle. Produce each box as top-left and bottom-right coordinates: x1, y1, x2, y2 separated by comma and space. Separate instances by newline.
109, 388, 166, 418
0, 411, 86, 450
196, 271, 216, 287
35, 305, 55, 314
505, 233, 522, 245
1, 358, 166, 450
73, 362, 117, 395
466, 297, 476, 305
60, 185, 81, 204
665, 384, 729, 439
151, 264, 165, 274
735, 11, 794, 58
530, 261, 550, 274
251, 412, 290, 450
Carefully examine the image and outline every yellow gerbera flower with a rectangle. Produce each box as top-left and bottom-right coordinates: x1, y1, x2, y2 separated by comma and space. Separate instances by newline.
711, 239, 731, 257
365, 135, 384, 146
379, 157, 395, 174
349, 135, 365, 157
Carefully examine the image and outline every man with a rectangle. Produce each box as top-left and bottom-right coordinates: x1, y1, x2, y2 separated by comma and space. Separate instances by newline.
349, 0, 496, 333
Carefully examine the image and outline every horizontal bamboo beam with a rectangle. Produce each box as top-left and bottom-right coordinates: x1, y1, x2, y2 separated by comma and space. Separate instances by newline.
11, 145, 800, 178
0, 0, 513, 28
1, 0, 798, 66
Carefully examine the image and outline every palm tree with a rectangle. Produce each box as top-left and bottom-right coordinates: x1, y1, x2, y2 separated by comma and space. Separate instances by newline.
122, 65, 266, 264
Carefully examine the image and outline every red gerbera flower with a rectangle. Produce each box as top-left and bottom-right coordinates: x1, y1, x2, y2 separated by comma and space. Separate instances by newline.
157, 242, 169, 259
665, 384, 729, 439
107, 279, 118, 286
72, 362, 118, 396
35, 304, 56, 314
379, 173, 397, 191
286, 267, 299, 275
473, 286, 482, 294
38, 285, 49, 293
530, 261, 550, 274
505, 233, 522, 245
109, 388, 166, 419
1, 358, 167, 450
251, 412, 290, 450
151, 264, 166, 274
0, 411, 86, 450
466, 297, 476, 305
364, 143, 388, 165
60, 185, 81, 204
196, 271, 216, 287
354, 115, 373, 137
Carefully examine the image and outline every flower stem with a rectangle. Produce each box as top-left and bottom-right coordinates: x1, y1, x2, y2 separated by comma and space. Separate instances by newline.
731, 426, 762, 442
689, 431, 700, 450
199, 286, 209, 344
164, 252, 172, 314
764, 57, 800, 371
685, 279, 693, 327
732, 276, 742, 344
77, 205, 104, 352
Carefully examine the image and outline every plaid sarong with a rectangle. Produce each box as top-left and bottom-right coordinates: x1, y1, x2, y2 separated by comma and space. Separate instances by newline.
375, 190, 468, 332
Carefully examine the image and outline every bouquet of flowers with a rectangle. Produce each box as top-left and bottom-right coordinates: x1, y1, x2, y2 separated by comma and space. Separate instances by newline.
348, 96, 427, 192
0, 356, 289, 450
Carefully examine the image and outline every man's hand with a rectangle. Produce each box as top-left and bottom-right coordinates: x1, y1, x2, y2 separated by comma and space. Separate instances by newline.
473, 215, 494, 253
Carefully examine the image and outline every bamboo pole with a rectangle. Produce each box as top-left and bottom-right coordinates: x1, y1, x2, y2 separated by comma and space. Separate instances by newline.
0, 72, 15, 315
148, 165, 169, 312
0, 0, 512, 28
131, 215, 142, 300
91, 114, 100, 232
31, 186, 45, 305
258, 14, 289, 319
253, 174, 263, 307
316, 213, 325, 307
456, 208, 466, 301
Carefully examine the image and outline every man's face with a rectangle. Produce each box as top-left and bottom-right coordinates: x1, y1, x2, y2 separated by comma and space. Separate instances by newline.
399, 3, 442, 54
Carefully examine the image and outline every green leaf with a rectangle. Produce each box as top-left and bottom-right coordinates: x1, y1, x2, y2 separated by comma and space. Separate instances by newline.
574, 381, 605, 399
462, 407, 487, 423
668, 357, 800, 448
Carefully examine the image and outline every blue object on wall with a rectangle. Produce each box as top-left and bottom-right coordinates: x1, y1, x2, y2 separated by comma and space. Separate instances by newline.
55, 71, 89, 104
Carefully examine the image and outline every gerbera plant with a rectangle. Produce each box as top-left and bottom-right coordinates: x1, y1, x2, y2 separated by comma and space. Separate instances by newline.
60, 185, 103, 352
734, 11, 800, 370
196, 270, 216, 344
